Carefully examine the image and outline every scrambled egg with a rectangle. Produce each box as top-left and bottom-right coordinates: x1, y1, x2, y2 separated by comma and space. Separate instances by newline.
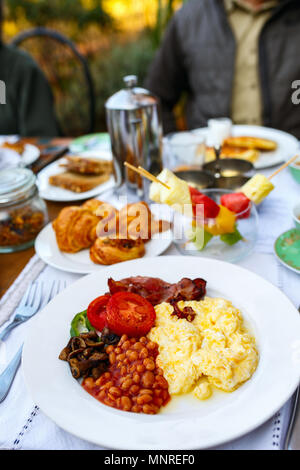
148, 298, 258, 400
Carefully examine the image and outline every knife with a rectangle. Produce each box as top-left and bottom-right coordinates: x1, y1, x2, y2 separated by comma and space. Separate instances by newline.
29, 145, 69, 173
282, 388, 300, 450
281, 305, 300, 450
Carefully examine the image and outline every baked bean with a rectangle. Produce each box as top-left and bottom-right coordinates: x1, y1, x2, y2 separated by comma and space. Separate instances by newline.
142, 404, 158, 414
129, 384, 140, 395
155, 376, 168, 389
121, 378, 132, 390
133, 373, 140, 384
128, 364, 136, 374
154, 397, 163, 407
140, 337, 147, 343
106, 345, 114, 354
101, 380, 113, 390
109, 386, 121, 397
141, 371, 155, 388
136, 364, 145, 373
121, 396, 132, 411
131, 405, 140, 413
144, 358, 155, 370
139, 347, 148, 359
109, 352, 116, 364
137, 394, 152, 405
107, 393, 116, 402
84, 377, 94, 388
146, 341, 157, 350
116, 353, 126, 361
139, 388, 153, 395
126, 350, 139, 361
114, 347, 121, 355
133, 342, 143, 351
122, 340, 131, 350
98, 390, 106, 400
120, 334, 128, 344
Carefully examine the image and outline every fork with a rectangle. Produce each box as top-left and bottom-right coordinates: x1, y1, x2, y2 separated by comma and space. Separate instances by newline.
0, 282, 43, 341
0, 280, 66, 403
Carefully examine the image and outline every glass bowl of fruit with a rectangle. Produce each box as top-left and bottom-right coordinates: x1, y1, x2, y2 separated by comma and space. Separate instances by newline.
172, 188, 259, 263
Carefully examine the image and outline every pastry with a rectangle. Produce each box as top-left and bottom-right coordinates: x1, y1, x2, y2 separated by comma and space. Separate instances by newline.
89, 238, 145, 265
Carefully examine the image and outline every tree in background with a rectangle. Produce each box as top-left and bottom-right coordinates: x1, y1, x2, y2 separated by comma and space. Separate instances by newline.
4, 0, 113, 39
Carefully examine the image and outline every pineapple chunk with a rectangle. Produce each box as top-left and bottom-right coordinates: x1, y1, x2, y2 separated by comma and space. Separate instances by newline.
241, 174, 274, 204
149, 169, 192, 210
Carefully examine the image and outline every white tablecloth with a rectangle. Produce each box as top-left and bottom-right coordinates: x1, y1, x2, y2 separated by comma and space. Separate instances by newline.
0, 166, 299, 450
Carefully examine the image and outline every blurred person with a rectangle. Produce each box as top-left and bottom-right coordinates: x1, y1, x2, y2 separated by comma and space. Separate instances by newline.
0, 1, 59, 136
145, 0, 300, 138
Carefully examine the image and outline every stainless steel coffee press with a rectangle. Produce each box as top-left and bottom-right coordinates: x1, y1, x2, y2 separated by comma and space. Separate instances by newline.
105, 75, 163, 197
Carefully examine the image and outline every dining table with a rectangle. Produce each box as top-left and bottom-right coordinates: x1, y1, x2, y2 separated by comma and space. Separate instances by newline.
0, 135, 299, 450
0, 137, 73, 298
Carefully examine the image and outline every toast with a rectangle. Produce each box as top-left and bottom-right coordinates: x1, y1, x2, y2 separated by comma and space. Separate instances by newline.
49, 171, 110, 193
59, 155, 113, 175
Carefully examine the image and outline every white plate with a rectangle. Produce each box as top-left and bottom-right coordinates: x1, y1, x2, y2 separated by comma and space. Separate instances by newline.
37, 150, 116, 201
0, 142, 40, 167
35, 223, 172, 274
22, 256, 300, 449
22, 143, 40, 166
192, 125, 300, 169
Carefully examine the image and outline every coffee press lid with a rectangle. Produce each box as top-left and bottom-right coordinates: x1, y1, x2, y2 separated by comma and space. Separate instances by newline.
105, 75, 157, 111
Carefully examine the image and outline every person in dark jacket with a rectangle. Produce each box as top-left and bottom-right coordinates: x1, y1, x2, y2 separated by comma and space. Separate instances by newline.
0, 43, 59, 137
145, 0, 300, 138
0, 3, 59, 137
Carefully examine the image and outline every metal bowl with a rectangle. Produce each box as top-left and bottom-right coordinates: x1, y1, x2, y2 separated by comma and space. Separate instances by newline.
174, 170, 215, 190
213, 175, 250, 190
203, 158, 254, 177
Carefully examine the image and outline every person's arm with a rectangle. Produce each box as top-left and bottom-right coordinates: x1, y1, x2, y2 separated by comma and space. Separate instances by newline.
145, 14, 189, 134
16, 54, 59, 137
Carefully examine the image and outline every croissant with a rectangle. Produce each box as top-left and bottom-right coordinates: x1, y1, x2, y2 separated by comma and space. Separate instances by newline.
118, 202, 170, 241
52, 206, 99, 253
90, 238, 145, 265
81, 199, 105, 213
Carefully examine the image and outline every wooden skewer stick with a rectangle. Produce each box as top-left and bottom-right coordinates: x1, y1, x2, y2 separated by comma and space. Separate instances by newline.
268, 154, 299, 180
124, 162, 170, 189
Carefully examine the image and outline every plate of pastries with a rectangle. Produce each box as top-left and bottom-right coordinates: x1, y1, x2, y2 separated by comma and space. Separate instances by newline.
194, 124, 299, 169
35, 198, 172, 273
37, 150, 115, 201
0, 138, 40, 166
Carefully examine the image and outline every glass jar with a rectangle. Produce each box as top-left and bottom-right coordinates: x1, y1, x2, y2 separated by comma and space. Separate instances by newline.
0, 168, 48, 253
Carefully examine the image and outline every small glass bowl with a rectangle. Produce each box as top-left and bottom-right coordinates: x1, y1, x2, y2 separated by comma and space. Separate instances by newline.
172, 188, 258, 263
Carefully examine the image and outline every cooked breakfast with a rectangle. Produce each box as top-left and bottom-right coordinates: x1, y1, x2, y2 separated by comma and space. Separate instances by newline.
52, 198, 170, 264
59, 276, 259, 414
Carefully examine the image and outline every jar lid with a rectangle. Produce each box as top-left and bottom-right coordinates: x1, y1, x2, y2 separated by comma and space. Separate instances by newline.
105, 75, 157, 111
0, 168, 36, 205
